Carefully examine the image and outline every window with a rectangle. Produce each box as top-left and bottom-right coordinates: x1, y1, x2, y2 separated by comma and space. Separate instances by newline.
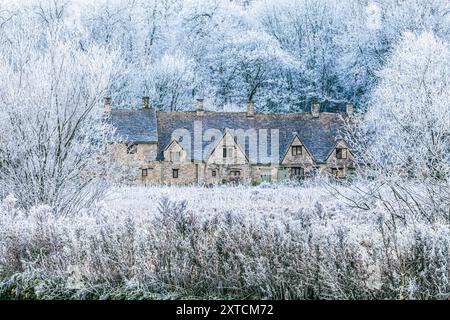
172, 169, 179, 179
332, 168, 345, 178
292, 146, 302, 156
170, 151, 181, 162
142, 169, 148, 177
126, 143, 137, 154
223, 147, 233, 158
230, 171, 241, 177
229, 170, 241, 182
212, 170, 217, 177
336, 148, 348, 159
291, 167, 304, 180
261, 169, 272, 183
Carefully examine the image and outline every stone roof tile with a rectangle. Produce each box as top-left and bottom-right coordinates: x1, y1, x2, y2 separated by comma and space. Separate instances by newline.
109, 109, 158, 143
156, 111, 347, 163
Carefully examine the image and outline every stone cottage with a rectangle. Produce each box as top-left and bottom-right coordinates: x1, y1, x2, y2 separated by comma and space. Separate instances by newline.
107, 97, 355, 185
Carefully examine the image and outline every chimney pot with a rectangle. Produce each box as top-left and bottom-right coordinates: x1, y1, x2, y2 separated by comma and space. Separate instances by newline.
196, 98, 204, 115
346, 102, 354, 116
247, 101, 255, 117
142, 96, 150, 109
311, 100, 320, 118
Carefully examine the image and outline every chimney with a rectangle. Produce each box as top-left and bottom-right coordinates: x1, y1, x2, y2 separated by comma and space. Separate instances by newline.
247, 101, 255, 117
311, 99, 320, 118
196, 98, 204, 115
142, 96, 150, 110
346, 102, 354, 117
104, 97, 111, 114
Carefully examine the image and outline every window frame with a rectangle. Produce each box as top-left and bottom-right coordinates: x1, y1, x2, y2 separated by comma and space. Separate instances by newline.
170, 151, 181, 162
126, 143, 138, 155
291, 167, 305, 180
260, 169, 272, 183
336, 148, 348, 159
332, 167, 345, 178
212, 170, 217, 177
223, 147, 233, 158
141, 168, 148, 177
172, 169, 179, 179
292, 145, 303, 156
230, 170, 241, 177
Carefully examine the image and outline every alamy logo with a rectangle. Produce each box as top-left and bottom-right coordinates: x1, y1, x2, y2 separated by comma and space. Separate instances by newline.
171, 121, 281, 164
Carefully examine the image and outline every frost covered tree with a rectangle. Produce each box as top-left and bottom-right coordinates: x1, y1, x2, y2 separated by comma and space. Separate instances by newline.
2, 0, 445, 112
0, 21, 119, 214
253, 0, 349, 108
338, 0, 450, 104
347, 32, 450, 221
145, 53, 197, 111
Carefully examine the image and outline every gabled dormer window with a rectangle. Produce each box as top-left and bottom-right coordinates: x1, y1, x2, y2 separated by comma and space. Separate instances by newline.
292, 146, 302, 156
170, 151, 181, 162
223, 147, 233, 158
336, 148, 348, 159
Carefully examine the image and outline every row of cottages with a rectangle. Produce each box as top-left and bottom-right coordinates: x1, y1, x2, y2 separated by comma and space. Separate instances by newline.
107, 97, 355, 185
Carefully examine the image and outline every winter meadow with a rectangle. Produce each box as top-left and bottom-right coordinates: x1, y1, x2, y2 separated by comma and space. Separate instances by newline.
0, 0, 450, 300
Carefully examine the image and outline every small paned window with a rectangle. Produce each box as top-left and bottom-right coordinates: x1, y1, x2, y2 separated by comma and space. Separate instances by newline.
292, 146, 302, 156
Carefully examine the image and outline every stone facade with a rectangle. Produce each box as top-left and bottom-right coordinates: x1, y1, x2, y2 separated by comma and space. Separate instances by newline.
323, 138, 355, 178
108, 98, 356, 185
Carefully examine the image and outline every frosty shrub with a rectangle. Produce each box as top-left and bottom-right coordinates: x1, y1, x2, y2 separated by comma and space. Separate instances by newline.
0, 185, 449, 300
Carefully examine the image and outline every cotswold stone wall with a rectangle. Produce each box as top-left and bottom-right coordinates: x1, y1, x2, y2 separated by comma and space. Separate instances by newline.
323, 140, 355, 177
161, 162, 198, 185
111, 139, 355, 184
110, 143, 158, 165
140, 162, 162, 184
251, 166, 279, 184
205, 164, 252, 184
280, 136, 317, 178
110, 143, 159, 182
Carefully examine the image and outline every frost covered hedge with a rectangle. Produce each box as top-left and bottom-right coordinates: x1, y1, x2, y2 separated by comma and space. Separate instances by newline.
0, 185, 449, 300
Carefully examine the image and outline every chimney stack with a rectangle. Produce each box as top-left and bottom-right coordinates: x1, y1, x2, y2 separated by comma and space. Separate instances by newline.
142, 96, 150, 110
346, 102, 354, 117
311, 99, 320, 118
196, 98, 204, 115
104, 97, 111, 114
247, 101, 255, 117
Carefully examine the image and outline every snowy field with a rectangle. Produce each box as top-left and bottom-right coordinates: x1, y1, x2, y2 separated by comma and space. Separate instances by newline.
103, 184, 334, 217
1, 184, 449, 300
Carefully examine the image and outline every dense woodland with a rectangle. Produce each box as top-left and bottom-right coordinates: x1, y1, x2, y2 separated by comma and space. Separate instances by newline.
1, 0, 448, 112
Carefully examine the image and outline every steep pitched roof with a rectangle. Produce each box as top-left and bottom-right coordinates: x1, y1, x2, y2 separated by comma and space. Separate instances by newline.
109, 109, 158, 143
324, 138, 355, 161
280, 134, 315, 163
156, 111, 347, 163
206, 130, 250, 163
